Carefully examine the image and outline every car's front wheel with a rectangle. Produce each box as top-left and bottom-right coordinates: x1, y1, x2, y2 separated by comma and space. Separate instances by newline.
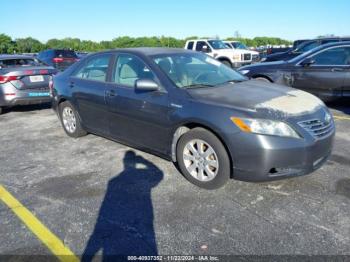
0, 107, 2, 115
176, 128, 231, 189
59, 101, 87, 138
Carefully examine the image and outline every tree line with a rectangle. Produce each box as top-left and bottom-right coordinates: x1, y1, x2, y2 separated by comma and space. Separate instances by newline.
0, 33, 292, 54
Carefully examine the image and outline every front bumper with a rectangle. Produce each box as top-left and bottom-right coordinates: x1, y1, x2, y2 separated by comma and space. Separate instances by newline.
225, 126, 335, 182
232, 61, 252, 68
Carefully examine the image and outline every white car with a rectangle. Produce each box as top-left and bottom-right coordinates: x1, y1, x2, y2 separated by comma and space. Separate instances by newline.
185, 39, 252, 68
224, 41, 260, 62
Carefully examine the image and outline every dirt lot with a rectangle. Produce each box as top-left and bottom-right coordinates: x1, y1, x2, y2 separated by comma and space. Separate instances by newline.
0, 102, 349, 259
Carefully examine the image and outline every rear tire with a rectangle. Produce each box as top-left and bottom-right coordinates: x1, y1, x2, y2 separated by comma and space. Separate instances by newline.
176, 128, 231, 189
59, 101, 87, 138
0, 107, 2, 115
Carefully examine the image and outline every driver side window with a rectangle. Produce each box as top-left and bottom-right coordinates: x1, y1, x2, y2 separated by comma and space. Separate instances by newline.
113, 54, 156, 87
311, 47, 350, 65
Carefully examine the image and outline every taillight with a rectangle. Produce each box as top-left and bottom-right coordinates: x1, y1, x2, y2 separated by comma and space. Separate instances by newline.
53, 57, 64, 63
39, 69, 49, 74
0, 75, 18, 84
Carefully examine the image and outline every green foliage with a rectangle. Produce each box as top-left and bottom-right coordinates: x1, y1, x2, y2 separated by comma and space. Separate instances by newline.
226, 37, 292, 47
0, 33, 292, 54
0, 34, 15, 53
15, 37, 44, 53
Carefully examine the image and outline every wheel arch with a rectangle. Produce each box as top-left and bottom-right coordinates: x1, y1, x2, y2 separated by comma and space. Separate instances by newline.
252, 74, 274, 82
171, 122, 233, 177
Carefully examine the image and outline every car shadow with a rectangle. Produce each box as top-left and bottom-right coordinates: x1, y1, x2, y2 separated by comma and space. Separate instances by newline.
1, 103, 52, 115
326, 98, 350, 116
335, 178, 350, 199
81, 150, 164, 261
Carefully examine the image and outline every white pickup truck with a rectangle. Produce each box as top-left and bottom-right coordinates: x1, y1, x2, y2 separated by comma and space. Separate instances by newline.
184, 39, 252, 68
223, 41, 260, 63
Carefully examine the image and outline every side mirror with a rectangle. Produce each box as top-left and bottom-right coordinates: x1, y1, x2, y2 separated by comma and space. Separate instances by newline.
201, 45, 210, 53
135, 79, 159, 91
300, 58, 315, 67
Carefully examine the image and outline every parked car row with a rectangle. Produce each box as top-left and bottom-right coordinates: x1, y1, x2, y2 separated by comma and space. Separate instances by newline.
239, 41, 350, 101
262, 37, 350, 62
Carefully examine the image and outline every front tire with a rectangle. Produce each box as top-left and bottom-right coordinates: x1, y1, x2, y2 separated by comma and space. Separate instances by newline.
59, 101, 87, 138
220, 60, 232, 68
0, 107, 2, 115
176, 128, 231, 189
254, 76, 272, 83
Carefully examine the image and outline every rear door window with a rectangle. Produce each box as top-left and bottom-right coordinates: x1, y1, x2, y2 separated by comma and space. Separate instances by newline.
74, 54, 111, 82
0, 58, 44, 68
187, 41, 194, 50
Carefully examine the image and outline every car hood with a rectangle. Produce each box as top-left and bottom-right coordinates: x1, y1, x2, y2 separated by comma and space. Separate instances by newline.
186, 80, 325, 119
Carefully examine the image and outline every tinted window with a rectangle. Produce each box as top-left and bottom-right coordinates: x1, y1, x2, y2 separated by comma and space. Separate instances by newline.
0, 58, 45, 68
54, 50, 78, 58
187, 41, 194, 50
74, 54, 111, 81
296, 41, 319, 52
312, 47, 350, 65
113, 54, 156, 87
196, 41, 208, 51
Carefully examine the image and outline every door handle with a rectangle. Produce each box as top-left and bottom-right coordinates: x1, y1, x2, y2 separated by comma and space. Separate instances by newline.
106, 89, 117, 97
69, 81, 75, 88
331, 68, 344, 72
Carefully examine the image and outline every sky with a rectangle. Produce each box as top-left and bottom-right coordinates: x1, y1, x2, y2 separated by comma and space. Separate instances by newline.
1, 0, 349, 42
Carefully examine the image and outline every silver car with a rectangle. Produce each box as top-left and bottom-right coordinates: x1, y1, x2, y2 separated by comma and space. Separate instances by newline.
0, 55, 57, 114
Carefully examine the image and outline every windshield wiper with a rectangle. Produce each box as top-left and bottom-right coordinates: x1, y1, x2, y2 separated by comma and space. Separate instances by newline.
183, 84, 215, 89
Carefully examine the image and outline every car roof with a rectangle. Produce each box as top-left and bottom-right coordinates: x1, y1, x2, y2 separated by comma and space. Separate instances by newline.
317, 41, 350, 48
0, 54, 34, 60
96, 47, 197, 56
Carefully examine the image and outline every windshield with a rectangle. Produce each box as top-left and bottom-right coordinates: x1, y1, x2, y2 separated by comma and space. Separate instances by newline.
153, 53, 247, 89
294, 41, 319, 53
0, 58, 45, 69
207, 40, 228, 50
232, 42, 248, 50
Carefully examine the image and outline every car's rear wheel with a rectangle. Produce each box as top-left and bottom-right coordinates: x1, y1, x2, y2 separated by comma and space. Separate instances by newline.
176, 128, 231, 189
59, 101, 87, 138
0, 107, 2, 115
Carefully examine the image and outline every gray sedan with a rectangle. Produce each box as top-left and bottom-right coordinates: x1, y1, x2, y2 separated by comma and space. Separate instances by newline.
52, 48, 335, 189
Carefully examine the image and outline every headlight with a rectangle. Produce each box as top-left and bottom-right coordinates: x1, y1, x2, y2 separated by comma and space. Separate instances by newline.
239, 69, 250, 75
233, 54, 241, 60
260, 57, 267, 62
231, 117, 300, 138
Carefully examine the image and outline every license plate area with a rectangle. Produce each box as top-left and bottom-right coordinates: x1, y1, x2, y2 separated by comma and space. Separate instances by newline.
29, 75, 44, 82
28, 92, 50, 97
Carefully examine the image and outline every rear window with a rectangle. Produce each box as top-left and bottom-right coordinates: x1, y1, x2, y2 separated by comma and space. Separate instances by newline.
54, 50, 78, 58
0, 58, 45, 69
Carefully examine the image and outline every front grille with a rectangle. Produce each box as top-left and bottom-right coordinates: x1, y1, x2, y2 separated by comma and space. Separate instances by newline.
298, 118, 334, 139
243, 54, 251, 61
252, 54, 260, 61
